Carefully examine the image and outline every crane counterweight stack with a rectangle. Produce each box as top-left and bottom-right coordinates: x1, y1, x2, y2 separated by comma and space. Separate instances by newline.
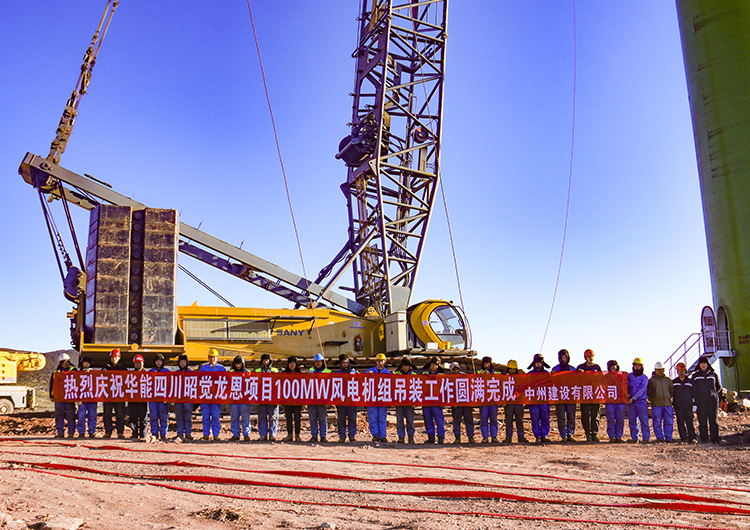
18, 0, 473, 367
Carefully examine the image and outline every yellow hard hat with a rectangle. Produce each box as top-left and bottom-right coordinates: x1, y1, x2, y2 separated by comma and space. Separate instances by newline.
633, 357, 643, 366
208, 348, 219, 358
507, 360, 518, 369
375, 353, 387, 361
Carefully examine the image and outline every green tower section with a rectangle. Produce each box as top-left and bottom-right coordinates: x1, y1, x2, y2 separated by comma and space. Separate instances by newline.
676, 1, 750, 391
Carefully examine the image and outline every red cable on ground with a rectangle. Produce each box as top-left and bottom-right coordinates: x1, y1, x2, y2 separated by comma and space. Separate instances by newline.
5, 465, 735, 530
6, 459, 749, 517
2, 450, 744, 507
2, 438, 746, 494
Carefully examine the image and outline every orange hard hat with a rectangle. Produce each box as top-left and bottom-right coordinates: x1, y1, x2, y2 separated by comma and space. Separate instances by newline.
676, 362, 686, 370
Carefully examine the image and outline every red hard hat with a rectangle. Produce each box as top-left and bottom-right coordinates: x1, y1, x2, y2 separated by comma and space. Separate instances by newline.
110, 349, 120, 357
676, 362, 687, 370
133, 354, 145, 363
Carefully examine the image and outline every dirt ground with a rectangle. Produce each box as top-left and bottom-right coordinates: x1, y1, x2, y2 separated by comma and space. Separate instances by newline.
1, 409, 749, 530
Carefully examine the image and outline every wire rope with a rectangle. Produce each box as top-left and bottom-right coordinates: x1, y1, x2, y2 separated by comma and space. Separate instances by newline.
539, 0, 576, 353
245, 2, 324, 352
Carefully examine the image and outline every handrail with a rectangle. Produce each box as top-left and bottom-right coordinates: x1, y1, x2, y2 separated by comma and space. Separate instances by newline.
664, 330, 733, 377
664, 332, 703, 378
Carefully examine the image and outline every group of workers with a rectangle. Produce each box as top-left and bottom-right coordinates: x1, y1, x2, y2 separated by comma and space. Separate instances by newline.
514, 349, 723, 446
50, 348, 724, 446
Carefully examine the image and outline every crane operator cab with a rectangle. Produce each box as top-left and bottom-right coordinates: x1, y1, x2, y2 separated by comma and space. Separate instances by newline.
408, 300, 471, 352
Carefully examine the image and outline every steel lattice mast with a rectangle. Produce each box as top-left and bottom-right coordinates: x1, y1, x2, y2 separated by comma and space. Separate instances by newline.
320, 0, 448, 317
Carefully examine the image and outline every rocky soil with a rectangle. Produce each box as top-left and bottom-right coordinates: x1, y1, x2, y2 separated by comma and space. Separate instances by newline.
0, 408, 748, 529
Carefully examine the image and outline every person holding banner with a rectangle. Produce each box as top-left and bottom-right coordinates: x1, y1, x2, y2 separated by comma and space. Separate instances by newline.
577, 349, 602, 442
256, 354, 279, 441
283, 356, 303, 442
174, 354, 194, 441
395, 357, 416, 444
129, 355, 148, 439
551, 349, 577, 442
366, 353, 392, 443
148, 354, 170, 440
229, 355, 252, 442
335, 353, 358, 443
422, 357, 445, 444
627, 357, 650, 443
308, 353, 332, 443
76, 354, 97, 438
527, 354, 551, 443
605, 360, 626, 443
449, 362, 475, 444
103, 349, 127, 439
502, 360, 528, 443
478, 356, 499, 443
50, 353, 76, 439
200, 349, 226, 441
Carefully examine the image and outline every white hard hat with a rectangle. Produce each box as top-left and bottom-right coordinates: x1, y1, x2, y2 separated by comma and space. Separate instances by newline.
654, 362, 664, 370
58, 353, 71, 362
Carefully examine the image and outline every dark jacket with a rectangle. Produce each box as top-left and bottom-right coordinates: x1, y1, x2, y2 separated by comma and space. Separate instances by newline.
104, 360, 127, 371
551, 362, 574, 373
552, 350, 574, 374
672, 376, 693, 410
577, 362, 602, 373
691, 367, 721, 407
49, 362, 76, 400
230, 355, 247, 373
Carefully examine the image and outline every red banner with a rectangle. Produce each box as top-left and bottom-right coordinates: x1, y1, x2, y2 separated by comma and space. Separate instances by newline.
53, 371, 627, 406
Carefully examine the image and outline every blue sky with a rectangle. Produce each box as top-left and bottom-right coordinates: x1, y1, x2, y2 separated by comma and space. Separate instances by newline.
0, 1, 710, 371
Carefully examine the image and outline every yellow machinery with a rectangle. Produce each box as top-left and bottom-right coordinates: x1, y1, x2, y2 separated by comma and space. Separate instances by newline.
71, 298, 470, 366
0, 350, 46, 414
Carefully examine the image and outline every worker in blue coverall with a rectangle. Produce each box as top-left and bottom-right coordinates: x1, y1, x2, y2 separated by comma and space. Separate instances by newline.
421, 357, 445, 444
366, 353, 391, 443
174, 354, 194, 441
627, 357, 650, 443
76, 354, 97, 438
335, 353, 358, 442
148, 353, 170, 439
50, 353, 76, 438
527, 354, 551, 443
229, 355, 252, 442
605, 359, 626, 443
551, 349, 577, 442
256, 353, 279, 441
308, 353, 331, 443
200, 348, 226, 441
477, 356, 499, 443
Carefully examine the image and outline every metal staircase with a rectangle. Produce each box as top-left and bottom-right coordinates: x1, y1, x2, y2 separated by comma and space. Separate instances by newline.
664, 331, 735, 377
